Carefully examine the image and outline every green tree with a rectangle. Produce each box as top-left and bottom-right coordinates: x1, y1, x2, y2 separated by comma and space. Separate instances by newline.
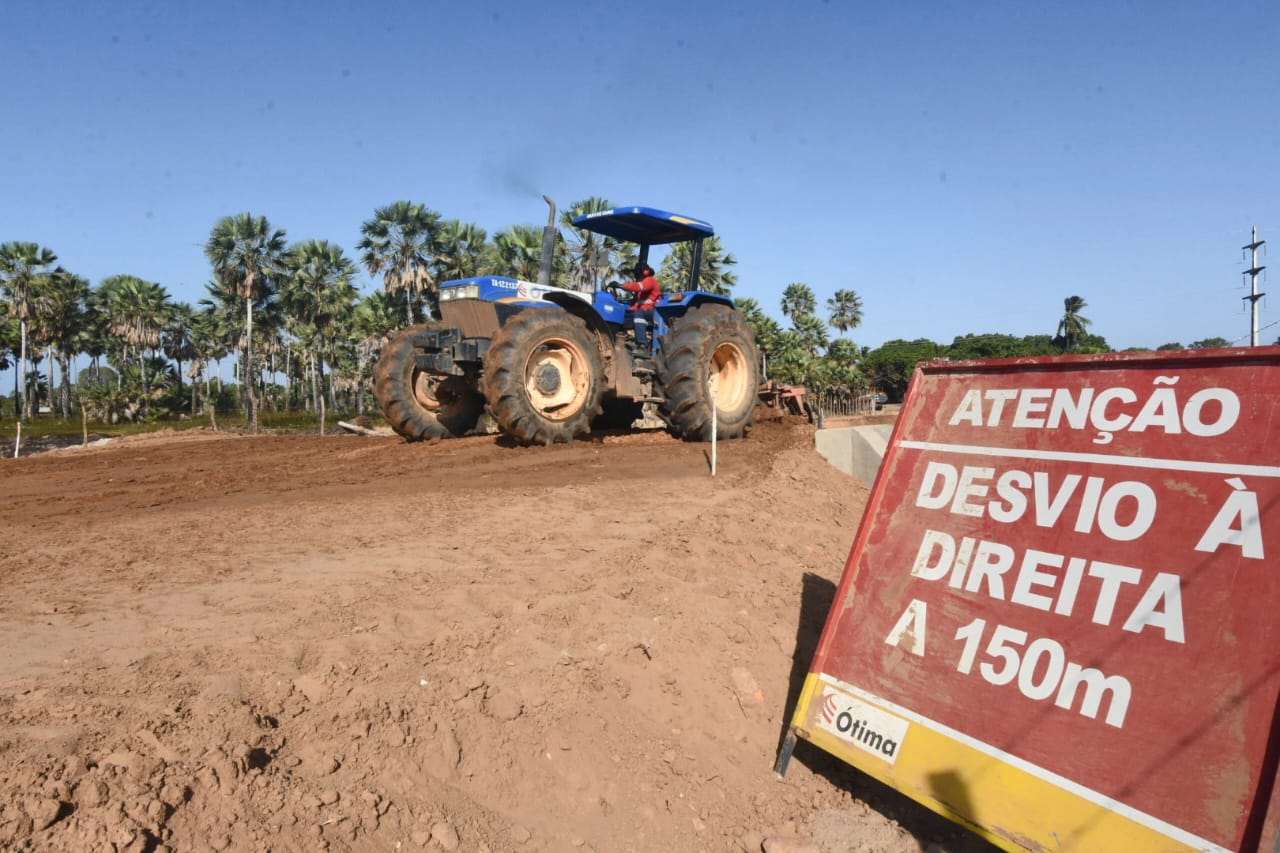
792, 313, 830, 356
98, 275, 173, 417
433, 220, 489, 283
780, 282, 817, 323
32, 270, 90, 418
1189, 337, 1231, 349
948, 333, 1031, 360
162, 301, 199, 395
205, 213, 288, 433
1020, 334, 1060, 355
283, 239, 358, 432
659, 235, 737, 295
826, 337, 861, 368
735, 297, 783, 357
768, 329, 816, 386
860, 338, 946, 401
1075, 333, 1112, 354
358, 201, 441, 325
0, 306, 17, 415
1056, 295, 1091, 352
196, 279, 243, 390
0, 242, 59, 420
560, 197, 619, 291
827, 289, 864, 334
489, 224, 546, 281
1156, 342, 1184, 351
352, 291, 405, 409
353, 290, 402, 345
182, 305, 219, 414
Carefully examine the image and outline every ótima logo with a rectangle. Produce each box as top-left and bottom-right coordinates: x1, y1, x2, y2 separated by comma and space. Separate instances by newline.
816, 689, 911, 765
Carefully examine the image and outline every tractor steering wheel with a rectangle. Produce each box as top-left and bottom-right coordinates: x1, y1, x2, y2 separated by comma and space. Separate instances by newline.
605, 282, 634, 304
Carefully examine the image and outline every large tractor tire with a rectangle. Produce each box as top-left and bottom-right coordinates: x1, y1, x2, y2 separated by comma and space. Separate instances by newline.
482, 308, 605, 445
373, 324, 485, 440
658, 312, 760, 440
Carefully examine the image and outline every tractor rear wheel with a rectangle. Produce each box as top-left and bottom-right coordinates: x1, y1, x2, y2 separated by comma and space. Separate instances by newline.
482, 309, 605, 444
658, 312, 759, 440
373, 324, 484, 440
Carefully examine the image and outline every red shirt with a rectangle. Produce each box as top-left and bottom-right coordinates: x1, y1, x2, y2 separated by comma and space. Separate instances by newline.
621, 273, 662, 311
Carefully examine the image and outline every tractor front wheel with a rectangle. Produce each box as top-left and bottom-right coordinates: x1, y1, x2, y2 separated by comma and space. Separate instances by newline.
482, 309, 605, 444
658, 312, 760, 440
373, 324, 485, 440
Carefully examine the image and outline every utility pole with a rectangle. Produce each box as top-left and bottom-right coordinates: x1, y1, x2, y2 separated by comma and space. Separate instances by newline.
1242, 227, 1266, 346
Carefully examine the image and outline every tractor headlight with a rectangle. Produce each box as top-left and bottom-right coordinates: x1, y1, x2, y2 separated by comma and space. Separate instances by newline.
441, 284, 480, 301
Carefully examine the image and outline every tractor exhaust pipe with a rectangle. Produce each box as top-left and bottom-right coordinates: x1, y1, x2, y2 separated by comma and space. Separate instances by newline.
538, 195, 557, 287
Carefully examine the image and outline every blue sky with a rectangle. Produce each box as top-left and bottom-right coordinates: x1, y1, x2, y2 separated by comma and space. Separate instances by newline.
4, 0, 1278, 353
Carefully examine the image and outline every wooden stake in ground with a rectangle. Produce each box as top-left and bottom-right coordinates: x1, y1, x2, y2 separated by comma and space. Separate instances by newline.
13, 421, 21, 459
81, 403, 88, 446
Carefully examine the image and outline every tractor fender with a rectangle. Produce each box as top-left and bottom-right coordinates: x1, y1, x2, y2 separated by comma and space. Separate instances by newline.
657, 293, 735, 326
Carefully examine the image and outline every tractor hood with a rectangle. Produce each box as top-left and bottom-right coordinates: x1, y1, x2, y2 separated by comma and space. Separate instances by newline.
438, 276, 592, 306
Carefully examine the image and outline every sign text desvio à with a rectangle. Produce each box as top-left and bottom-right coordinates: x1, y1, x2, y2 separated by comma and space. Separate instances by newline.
779, 347, 1280, 853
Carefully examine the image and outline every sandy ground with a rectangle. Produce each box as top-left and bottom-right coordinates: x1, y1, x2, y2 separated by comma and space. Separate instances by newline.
0, 415, 997, 853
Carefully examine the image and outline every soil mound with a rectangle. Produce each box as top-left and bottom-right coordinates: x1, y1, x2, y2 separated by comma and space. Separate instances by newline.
0, 418, 993, 852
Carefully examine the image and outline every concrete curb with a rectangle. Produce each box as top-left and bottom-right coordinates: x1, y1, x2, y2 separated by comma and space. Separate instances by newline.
815, 425, 893, 488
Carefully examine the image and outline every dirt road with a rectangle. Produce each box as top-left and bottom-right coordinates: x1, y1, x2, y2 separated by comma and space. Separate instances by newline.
0, 418, 994, 852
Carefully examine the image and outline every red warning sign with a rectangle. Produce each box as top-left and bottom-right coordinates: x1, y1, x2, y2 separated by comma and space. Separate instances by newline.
785, 348, 1280, 852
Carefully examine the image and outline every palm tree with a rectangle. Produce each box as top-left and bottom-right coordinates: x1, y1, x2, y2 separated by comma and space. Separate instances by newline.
561, 197, 618, 291
826, 337, 861, 368
32, 270, 90, 418
205, 213, 288, 433
353, 290, 402, 344
162, 301, 199, 394
781, 282, 817, 323
282, 239, 358, 432
196, 283, 234, 392
351, 290, 405, 412
188, 306, 229, 415
0, 307, 16, 416
735, 297, 783, 358
660, 235, 737, 294
793, 313, 830, 356
489, 224, 548, 281
358, 201, 441, 325
1057, 295, 1091, 352
769, 329, 814, 386
433, 220, 488, 283
0, 242, 59, 420
253, 301, 288, 413
827, 289, 864, 334
99, 275, 172, 417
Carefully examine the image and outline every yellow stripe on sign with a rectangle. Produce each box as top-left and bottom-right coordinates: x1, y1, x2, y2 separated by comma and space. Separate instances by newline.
791, 673, 1228, 853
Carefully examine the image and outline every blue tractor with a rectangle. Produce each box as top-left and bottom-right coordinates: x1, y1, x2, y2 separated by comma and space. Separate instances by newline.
373, 200, 760, 445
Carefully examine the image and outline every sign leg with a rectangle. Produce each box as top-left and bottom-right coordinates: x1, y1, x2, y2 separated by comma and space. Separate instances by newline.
774, 730, 798, 777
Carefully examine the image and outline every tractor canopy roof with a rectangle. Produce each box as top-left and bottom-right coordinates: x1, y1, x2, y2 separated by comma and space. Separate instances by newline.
570, 206, 713, 245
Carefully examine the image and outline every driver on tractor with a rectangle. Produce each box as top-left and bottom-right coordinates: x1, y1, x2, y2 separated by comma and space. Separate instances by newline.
619, 263, 661, 354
